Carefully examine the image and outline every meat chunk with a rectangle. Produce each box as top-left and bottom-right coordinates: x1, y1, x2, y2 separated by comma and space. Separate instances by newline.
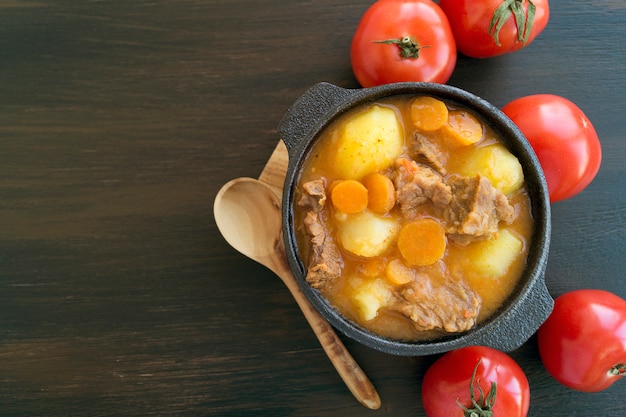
389, 273, 480, 333
393, 158, 452, 218
444, 175, 515, 244
299, 179, 326, 209
298, 180, 342, 289
408, 132, 447, 174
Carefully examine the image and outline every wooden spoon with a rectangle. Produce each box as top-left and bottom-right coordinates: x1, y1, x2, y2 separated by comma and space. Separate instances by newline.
214, 177, 381, 410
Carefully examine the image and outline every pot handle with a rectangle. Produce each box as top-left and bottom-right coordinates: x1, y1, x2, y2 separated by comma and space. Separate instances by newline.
479, 279, 554, 352
278, 82, 353, 155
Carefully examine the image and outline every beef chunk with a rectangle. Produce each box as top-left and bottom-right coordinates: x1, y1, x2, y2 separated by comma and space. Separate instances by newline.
393, 158, 452, 218
408, 132, 447, 174
389, 274, 480, 333
298, 180, 342, 289
444, 175, 515, 243
299, 179, 326, 209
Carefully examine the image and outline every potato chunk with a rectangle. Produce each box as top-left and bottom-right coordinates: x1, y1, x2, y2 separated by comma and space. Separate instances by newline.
471, 229, 523, 277
337, 211, 400, 257
352, 278, 393, 321
333, 105, 403, 180
458, 144, 524, 195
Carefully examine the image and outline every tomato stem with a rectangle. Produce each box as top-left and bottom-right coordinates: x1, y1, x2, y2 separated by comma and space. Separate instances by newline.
609, 363, 626, 377
456, 360, 497, 417
373, 36, 430, 59
490, 0, 536, 46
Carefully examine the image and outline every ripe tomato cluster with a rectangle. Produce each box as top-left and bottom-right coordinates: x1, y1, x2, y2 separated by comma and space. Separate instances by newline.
347, 1, 620, 415
351, 0, 550, 86
421, 292, 626, 417
350, 0, 602, 203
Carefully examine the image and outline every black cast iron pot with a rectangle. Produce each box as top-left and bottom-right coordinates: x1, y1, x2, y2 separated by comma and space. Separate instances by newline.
278, 82, 553, 356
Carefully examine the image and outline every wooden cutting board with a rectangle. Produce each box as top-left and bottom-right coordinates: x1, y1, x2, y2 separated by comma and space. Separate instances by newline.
258, 140, 288, 199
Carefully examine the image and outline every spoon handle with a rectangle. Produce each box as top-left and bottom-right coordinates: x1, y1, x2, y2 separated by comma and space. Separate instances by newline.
273, 261, 381, 410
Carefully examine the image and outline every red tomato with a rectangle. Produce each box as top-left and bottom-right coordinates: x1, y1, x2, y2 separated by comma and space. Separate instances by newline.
439, 0, 549, 58
502, 94, 602, 203
350, 0, 456, 87
537, 289, 626, 392
422, 346, 530, 417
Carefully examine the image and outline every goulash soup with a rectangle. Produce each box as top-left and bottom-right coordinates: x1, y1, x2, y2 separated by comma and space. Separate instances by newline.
294, 95, 533, 341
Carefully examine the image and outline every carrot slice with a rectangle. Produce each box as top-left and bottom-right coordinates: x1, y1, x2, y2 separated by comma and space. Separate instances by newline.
361, 172, 396, 214
330, 179, 368, 214
410, 96, 449, 132
442, 109, 483, 146
397, 218, 447, 266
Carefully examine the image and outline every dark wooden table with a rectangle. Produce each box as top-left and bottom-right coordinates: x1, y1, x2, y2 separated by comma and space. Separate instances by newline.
1, 1, 624, 416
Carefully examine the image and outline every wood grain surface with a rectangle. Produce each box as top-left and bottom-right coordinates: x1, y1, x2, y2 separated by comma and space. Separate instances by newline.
1, 1, 625, 416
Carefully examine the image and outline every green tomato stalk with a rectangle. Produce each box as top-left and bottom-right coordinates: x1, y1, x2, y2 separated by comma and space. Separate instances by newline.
457, 360, 497, 417
490, 0, 537, 46
372, 36, 430, 59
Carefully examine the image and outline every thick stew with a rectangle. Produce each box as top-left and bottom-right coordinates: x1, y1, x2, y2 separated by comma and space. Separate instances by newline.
294, 95, 534, 341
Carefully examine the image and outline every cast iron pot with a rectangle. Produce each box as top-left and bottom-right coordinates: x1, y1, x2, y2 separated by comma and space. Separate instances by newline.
278, 82, 553, 356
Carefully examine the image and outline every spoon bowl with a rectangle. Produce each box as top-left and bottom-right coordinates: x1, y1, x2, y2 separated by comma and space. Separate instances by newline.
214, 178, 284, 272
214, 177, 381, 410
